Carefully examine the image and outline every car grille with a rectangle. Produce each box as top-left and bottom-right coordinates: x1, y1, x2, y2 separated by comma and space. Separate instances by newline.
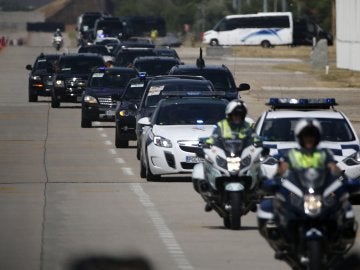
164, 152, 176, 169
98, 96, 112, 105
65, 78, 87, 89
178, 140, 202, 154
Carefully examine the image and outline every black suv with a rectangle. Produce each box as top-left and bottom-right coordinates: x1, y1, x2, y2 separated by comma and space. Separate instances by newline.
26, 53, 60, 102
133, 56, 181, 76
135, 75, 213, 158
115, 74, 153, 148
51, 53, 105, 108
115, 47, 156, 67
81, 67, 138, 128
168, 50, 250, 100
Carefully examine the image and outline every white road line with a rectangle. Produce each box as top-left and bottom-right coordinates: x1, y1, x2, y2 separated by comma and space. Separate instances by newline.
97, 128, 104, 131
130, 184, 194, 270
100, 133, 108, 138
114, 157, 125, 164
122, 167, 134, 175
103, 140, 112, 145
108, 149, 117, 155
93, 121, 101, 126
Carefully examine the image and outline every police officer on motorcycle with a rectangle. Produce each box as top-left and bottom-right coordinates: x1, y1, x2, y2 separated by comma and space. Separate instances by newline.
206, 99, 255, 148
257, 118, 356, 262
53, 28, 62, 37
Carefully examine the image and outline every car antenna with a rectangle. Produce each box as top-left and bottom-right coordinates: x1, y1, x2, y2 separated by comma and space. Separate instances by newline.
196, 47, 205, 68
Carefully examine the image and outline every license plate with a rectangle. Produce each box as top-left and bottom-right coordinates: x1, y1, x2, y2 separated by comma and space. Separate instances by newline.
106, 110, 115, 116
186, 156, 203, 163
46, 81, 53, 86
76, 96, 82, 102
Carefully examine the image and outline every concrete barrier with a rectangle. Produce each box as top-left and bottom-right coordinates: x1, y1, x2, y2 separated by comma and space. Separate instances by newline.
205, 46, 233, 57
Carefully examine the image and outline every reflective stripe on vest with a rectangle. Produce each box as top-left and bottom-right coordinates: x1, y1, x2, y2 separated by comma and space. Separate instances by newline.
288, 149, 326, 169
218, 119, 248, 140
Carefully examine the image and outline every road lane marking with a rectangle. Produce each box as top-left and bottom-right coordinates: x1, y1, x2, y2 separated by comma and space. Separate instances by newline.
130, 184, 194, 270
114, 157, 125, 164
100, 133, 108, 138
103, 140, 112, 145
108, 149, 117, 155
97, 128, 104, 131
262, 86, 360, 91
122, 167, 134, 175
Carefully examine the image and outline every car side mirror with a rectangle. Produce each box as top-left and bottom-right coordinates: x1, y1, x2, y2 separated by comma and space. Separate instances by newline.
237, 83, 250, 91
138, 117, 151, 126
26, 64, 32, 70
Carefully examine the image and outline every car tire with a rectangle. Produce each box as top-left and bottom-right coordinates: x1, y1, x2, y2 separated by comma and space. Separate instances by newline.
261, 40, 271, 48
29, 91, 38, 102
136, 141, 141, 160
146, 151, 160, 182
51, 97, 60, 108
115, 127, 129, 148
81, 114, 92, 128
210, 39, 219, 46
140, 153, 146, 179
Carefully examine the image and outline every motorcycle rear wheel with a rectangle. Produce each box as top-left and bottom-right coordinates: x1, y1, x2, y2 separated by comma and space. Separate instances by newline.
307, 239, 323, 270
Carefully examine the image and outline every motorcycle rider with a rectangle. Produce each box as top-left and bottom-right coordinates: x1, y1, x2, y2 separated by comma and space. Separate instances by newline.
206, 99, 257, 148
257, 118, 356, 262
204, 99, 260, 211
53, 28, 62, 37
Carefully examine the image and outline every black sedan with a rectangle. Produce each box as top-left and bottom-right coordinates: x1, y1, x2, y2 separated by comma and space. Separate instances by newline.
81, 67, 138, 128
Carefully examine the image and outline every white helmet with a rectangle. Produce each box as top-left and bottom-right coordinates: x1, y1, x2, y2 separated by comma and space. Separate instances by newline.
225, 99, 247, 120
294, 119, 322, 148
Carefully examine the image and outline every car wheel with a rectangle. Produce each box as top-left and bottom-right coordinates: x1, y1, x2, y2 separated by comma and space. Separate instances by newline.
210, 39, 219, 46
51, 98, 60, 108
145, 151, 160, 182
115, 127, 129, 148
136, 140, 141, 160
140, 152, 146, 179
81, 113, 92, 128
29, 91, 38, 102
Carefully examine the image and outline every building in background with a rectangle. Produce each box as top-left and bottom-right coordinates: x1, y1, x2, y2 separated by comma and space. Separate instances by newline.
336, 0, 360, 71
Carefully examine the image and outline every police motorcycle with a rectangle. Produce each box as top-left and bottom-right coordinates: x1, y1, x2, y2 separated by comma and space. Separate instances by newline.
258, 167, 359, 270
52, 32, 63, 51
192, 135, 265, 230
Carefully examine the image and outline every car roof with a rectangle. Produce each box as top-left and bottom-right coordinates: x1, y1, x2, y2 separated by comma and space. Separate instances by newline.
133, 56, 180, 63
148, 77, 211, 85
158, 96, 228, 106
60, 53, 104, 59
170, 64, 231, 72
37, 53, 60, 60
92, 67, 138, 74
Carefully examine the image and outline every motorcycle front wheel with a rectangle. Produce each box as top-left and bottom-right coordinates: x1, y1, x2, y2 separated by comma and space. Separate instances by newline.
307, 239, 323, 270
223, 192, 241, 230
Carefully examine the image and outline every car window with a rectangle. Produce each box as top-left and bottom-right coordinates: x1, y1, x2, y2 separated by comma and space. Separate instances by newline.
134, 60, 179, 76
155, 102, 225, 125
89, 72, 137, 88
78, 46, 109, 55
116, 50, 156, 66
59, 57, 104, 73
122, 81, 147, 100
260, 117, 355, 142
34, 57, 58, 70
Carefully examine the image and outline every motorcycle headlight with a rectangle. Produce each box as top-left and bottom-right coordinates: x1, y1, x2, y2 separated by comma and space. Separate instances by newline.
119, 110, 129, 117
216, 155, 227, 169
227, 157, 241, 172
343, 151, 360, 166
84, 95, 98, 104
55, 80, 64, 87
304, 195, 322, 216
31, 75, 41, 80
153, 136, 172, 148
240, 154, 251, 168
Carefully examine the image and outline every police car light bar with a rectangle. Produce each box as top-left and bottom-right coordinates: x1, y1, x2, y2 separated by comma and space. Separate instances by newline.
267, 98, 338, 109
161, 91, 226, 98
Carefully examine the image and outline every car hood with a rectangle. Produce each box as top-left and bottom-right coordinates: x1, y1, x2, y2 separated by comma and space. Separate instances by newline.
32, 69, 51, 76
263, 141, 360, 162
55, 73, 90, 80
152, 125, 214, 141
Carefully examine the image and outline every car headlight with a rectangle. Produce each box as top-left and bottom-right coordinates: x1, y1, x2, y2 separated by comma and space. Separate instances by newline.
343, 151, 360, 166
55, 80, 64, 87
153, 136, 172, 148
84, 95, 98, 104
227, 157, 241, 172
31, 75, 41, 80
304, 195, 322, 216
119, 110, 129, 117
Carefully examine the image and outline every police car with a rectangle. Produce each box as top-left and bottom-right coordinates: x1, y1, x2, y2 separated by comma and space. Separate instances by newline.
255, 98, 360, 180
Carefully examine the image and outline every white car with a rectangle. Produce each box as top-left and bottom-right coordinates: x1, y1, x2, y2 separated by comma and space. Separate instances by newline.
255, 98, 360, 180
139, 95, 228, 181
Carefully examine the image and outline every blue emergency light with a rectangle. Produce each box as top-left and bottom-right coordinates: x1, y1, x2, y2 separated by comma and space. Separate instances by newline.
267, 98, 337, 110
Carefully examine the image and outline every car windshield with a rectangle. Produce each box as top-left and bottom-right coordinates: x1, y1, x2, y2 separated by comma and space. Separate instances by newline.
260, 117, 356, 142
135, 60, 179, 76
122, 81, 147, 100
155, 102, 225, 125
59, 57, 104, 73
89, 72, 137, 88
34, 57, 58, 70
144, 82, 213, 107
116, 50, 156, 66
78, 46, 109, 55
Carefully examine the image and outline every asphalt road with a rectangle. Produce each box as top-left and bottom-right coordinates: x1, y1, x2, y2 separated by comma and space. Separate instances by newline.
0, 34, 359, 270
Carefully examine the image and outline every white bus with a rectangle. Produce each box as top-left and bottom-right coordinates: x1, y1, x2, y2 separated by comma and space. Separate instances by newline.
202, 12, 293, 47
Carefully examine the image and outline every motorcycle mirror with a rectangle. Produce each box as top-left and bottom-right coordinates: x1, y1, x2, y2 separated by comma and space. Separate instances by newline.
237, 83, 250, 92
